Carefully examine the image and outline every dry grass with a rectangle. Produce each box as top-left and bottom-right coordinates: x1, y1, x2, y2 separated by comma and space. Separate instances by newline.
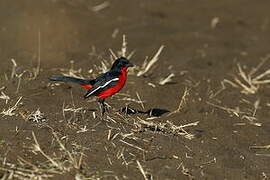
207, 56, 270, 126
10, 59, 26, 93
134, 118, 199, 140
0, 91, 10, 104
1, 96, 22, 117
178, 162, 194, 180
225, 55, 270, 94
91, 1, 110, 12
0, 131, 89, 180
48, 35, 165, 84
107, 35, 165, 79
250, 144, 270, 158
207, 99, 262, 127
136, 45, 165, 77
56, 60, 85, 79
9, 32, 42, 82
250, 144, 270, 150
136, 160, 150, 180
159, 73, 175, 85
211, 17, 220, 29
167, 87, 190, 116
27, 109, 46, 123
31, 30, 41, 80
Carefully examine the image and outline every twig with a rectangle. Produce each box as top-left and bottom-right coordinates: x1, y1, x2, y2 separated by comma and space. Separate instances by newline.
159, 73, 175, 85
167, 87, 189, 116
136, 160, 148, 180
91, 1, 110, 12
137, 45, 165, 76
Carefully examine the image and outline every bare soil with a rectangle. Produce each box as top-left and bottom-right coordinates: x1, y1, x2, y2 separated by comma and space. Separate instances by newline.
0, 0, 270, 179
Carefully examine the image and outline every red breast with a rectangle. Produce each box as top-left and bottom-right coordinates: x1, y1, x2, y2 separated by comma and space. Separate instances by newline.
97, 67, 128, 99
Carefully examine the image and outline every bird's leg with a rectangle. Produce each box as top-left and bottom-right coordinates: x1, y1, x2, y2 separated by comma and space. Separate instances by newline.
103, 101, 110, 112
98, 99, 106, 116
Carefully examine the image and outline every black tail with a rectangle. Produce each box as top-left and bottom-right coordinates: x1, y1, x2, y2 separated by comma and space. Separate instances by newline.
49, 75, 95, 85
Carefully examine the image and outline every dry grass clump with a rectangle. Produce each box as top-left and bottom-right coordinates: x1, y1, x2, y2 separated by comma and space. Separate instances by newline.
224, 55, 270, 94
27, 109, 46, 123
134, 118, 199, 140
31, 132, 84, 172
96, 35, 165, 78
207, 55, 270, 126
5, 54, 41, 94
52, 60, 85, 79
207, 98, 262, 127
0, 131, 89, 180
1, 96, 22, 117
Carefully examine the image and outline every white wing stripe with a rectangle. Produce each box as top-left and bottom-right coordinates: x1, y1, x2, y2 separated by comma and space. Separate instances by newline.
85, 78, 119, 97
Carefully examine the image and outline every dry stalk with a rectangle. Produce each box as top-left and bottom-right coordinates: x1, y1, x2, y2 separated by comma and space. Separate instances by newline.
0, 91, 10, 104
9, 59, 28, 93
137, 45, 165, 77
209, 80, 226, 99
63, 106, 84, 113
109, 49, 118, 59
136, 119, 198, 140
31, 131, 84, 173
119, 139, 145, 152
121, 34, 127, 57
108, 35, 135, 62
10, 58, 17, 79
136, 160, 148, 180
207, 100, 262, 126
250, 144, 270, 150
178, 162, 194, 180
1, 96, 22, 117
52, 132, 83, 169
211, 17, 220, 29
136, 92, 145, 110
61, 60, 84, 79
31, 30, 41, 80
32, 132, 62, 169
159, 73, 175, 85
206, 101, 244, 117
0, 165, 54, 180
167, 87, 190, 116
91, 1, 110, 12
119, 97, 146, 104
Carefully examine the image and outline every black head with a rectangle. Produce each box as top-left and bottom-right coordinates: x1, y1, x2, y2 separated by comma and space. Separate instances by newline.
111, 57, 134, 70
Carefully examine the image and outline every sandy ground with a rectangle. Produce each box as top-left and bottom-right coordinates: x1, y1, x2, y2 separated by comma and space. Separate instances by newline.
0, 0, 270, 179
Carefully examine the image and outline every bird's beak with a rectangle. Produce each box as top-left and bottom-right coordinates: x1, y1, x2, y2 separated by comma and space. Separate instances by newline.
127, 62, 134, 67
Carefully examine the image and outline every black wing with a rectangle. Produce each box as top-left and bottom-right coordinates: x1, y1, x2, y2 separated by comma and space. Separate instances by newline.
84, 71, 120, 98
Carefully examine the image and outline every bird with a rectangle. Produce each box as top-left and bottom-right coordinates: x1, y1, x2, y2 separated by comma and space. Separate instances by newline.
49, 57, 134, 115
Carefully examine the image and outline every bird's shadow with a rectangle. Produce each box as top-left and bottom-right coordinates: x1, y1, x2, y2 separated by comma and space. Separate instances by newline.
119, 107, 170, 117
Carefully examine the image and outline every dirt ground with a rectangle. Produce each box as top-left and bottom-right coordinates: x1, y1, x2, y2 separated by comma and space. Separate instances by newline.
0, 0, 270, 179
